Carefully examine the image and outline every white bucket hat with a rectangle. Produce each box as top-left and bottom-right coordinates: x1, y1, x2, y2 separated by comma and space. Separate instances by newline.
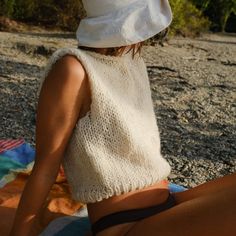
76, 0, 172, 48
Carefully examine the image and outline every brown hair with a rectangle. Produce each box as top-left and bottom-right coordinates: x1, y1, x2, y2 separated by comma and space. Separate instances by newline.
78, 42, 143, 59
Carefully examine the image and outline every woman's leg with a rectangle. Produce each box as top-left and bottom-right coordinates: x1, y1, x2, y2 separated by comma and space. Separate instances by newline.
126, 172, 236, 236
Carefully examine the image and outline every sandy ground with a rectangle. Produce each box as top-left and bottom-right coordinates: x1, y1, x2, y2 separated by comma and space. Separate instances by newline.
0, 31, 235, 188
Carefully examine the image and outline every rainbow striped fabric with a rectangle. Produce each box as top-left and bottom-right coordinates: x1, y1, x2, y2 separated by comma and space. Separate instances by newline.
0, 139, 25, 153
0, 139, 35, 188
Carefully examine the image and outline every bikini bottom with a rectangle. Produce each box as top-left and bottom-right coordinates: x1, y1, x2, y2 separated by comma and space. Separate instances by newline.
91, 192, 176, 235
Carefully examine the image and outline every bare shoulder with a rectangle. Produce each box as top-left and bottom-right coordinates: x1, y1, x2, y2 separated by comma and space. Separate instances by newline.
48, 54, 87, 83
39, 53, 89, 113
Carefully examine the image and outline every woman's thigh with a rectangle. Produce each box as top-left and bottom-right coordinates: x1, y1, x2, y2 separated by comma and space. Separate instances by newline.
126, 172, 236, 236
174, 172, 236, 204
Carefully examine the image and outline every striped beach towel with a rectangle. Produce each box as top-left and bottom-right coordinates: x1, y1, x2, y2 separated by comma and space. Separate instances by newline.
0, 139, 25, 153
0, 139, 35, 187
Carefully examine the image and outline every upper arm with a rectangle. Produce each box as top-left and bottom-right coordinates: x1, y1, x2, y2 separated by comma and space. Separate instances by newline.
33, 55, 87, 176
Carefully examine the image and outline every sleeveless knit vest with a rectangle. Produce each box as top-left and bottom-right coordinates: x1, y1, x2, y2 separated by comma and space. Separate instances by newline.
38, 48, 171, 203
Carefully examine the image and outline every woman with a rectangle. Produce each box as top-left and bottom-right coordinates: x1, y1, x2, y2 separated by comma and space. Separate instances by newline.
10, 0, 236, 236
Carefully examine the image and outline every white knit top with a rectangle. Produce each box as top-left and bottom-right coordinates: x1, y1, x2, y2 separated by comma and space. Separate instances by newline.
38, 47, 171, 204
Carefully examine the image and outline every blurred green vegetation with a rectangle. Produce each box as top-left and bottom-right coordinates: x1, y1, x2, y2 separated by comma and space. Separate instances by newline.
169, 0, 210, 36
0, 0, 85, 30
191, 0, 236, 32
0, 0, 235, 34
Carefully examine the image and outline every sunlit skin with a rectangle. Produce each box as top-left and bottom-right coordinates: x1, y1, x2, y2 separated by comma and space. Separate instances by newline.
9, 48, 236, 236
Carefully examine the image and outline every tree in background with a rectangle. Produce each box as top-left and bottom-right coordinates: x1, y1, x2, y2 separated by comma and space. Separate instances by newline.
12, 0, 37, 20
0, 0, 84, 30
169, 0, 209, 36
192, 0, 236, 32
33, 0, 84, 28
0, 0, 15, 17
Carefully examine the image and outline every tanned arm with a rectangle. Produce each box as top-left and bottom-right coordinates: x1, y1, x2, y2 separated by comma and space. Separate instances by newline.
9, 55, 87, 236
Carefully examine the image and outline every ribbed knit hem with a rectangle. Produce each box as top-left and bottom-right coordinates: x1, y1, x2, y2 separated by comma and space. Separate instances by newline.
70, 164, 171, 204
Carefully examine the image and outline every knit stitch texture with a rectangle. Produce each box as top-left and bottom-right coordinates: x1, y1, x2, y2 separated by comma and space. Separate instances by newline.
38, 48, 171, 203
